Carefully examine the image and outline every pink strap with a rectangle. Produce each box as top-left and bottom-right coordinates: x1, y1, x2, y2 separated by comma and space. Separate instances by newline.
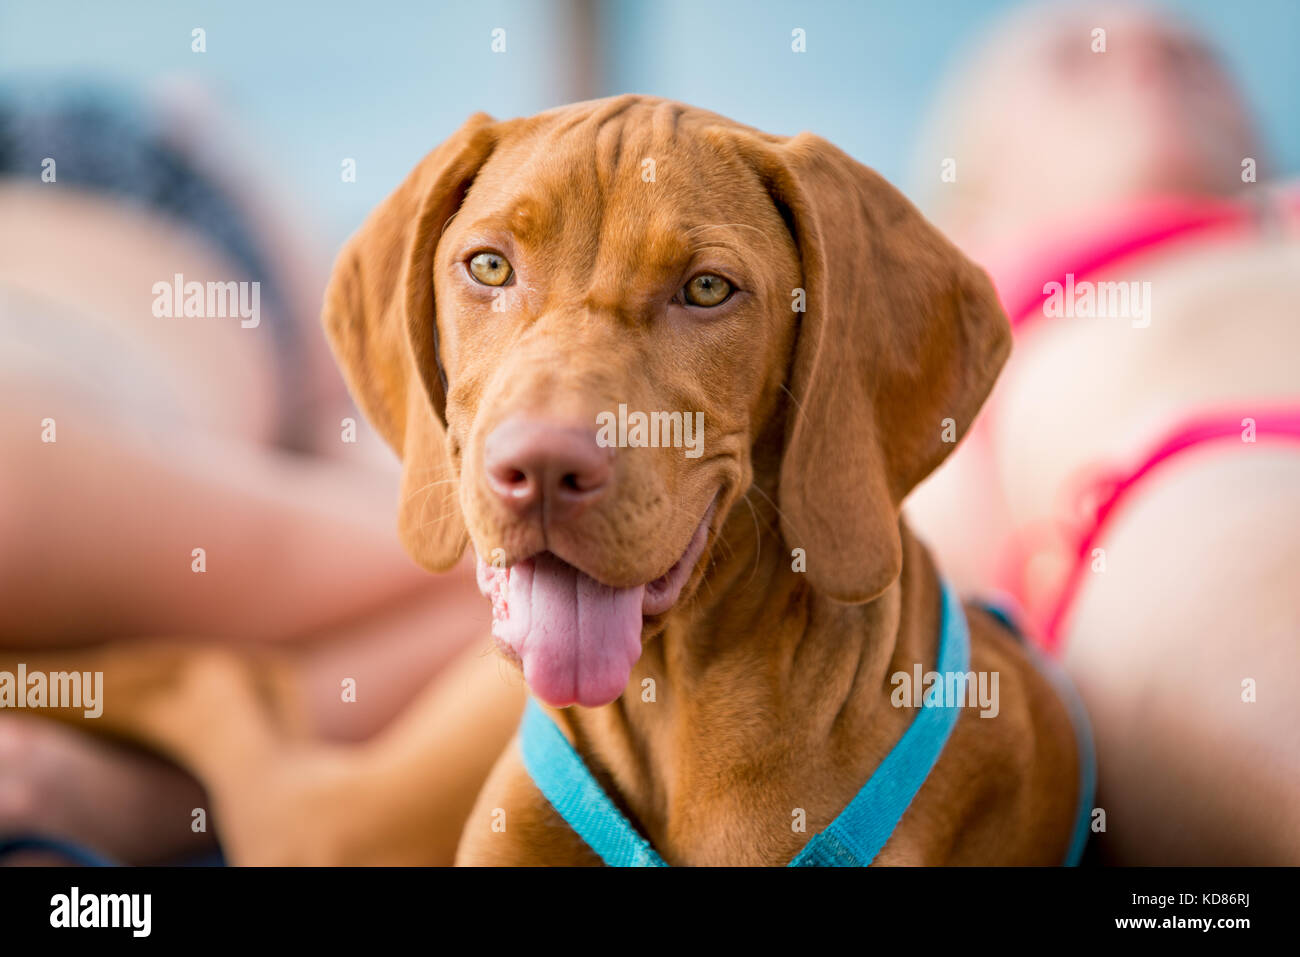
1039, 409, 1300, 653
992, 194, 1257, 330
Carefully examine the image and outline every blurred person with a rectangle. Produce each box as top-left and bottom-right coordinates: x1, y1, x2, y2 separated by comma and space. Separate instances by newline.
906, 0, 1300, 863
0, 87, 523, 864
5, 0, 1298, 868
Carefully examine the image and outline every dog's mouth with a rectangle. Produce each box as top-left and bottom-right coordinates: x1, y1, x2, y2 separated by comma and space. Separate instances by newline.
474, 498, 717, 709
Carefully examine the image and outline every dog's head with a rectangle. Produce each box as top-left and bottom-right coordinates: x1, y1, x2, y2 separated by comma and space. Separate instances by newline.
324, 95, 1009, 708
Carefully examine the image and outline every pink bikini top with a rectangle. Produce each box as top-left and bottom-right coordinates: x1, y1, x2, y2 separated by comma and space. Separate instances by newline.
982, 186, 1300, 653
990, 187, 1300, 334
1029, 409, 1300, 654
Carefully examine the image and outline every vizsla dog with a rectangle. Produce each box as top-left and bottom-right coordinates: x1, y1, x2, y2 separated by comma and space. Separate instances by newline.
7, 95, 1083, 865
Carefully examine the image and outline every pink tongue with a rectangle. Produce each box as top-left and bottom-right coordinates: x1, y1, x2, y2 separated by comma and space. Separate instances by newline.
483, 553, 645, 708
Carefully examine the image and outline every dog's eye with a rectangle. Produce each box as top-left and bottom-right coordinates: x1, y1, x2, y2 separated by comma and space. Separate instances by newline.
683, 273, 732, 307
468, 252, 513, 286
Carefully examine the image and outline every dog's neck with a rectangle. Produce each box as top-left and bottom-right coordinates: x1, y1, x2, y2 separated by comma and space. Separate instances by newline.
550, 478, 943, 864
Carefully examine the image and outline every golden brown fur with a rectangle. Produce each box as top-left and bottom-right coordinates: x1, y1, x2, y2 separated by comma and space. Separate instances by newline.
7, 95, 1080, 865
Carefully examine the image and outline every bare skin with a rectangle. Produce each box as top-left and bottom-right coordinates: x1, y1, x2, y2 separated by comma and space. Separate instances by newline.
7, 94, 1084, 867
0, 182, 514, 862
0, 630, 525, 865
905, 2, 1300, 863
992, 244, 1300, 864
0, 716, 213, 865
0, 184, 437, 647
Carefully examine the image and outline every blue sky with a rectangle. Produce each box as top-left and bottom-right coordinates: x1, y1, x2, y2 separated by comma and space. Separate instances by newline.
3, 0, 1295, 248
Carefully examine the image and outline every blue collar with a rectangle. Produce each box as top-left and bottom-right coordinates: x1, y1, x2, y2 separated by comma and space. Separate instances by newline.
0, 578, 1095, 869
519, 579, 1017, 867
520, 580, 1096, 866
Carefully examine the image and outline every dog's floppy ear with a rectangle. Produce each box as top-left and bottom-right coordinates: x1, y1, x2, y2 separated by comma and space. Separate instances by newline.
322, 112, 500, 571
751, 132, 1010, 603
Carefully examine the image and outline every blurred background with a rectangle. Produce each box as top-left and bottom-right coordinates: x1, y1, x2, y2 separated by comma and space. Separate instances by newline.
2, 0, 1298, 867
3, 0, 1296, 251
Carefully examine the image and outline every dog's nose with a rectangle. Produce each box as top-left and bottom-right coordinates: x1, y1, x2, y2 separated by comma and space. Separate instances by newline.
484, 419, 612, 520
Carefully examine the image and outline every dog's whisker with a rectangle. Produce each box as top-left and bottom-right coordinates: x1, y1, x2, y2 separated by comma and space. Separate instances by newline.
402, 476, 459, 503
740, 491, 764, 591
745, 481, 808, 548
418, 505, 463, 531
411, 496, 463, 532
709, 531, 735, 567
738, 486, 784, 538
778, 382, 812, 433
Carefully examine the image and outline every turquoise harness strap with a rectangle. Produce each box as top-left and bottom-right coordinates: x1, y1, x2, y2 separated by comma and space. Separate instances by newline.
0, 834, 117, 867
789, 579, 970, 866
519, 580, 1095, 867
520, 697, 667, 866
976, 599, 1097, 867
1026, 642, 1097, 866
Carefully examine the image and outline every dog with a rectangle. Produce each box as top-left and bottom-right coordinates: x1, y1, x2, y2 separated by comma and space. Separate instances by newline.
5, 95, 1084, 865
324, 94, 1084, 865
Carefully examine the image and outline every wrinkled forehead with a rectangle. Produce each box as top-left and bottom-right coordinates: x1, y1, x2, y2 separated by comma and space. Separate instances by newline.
446, 104, 792, 270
